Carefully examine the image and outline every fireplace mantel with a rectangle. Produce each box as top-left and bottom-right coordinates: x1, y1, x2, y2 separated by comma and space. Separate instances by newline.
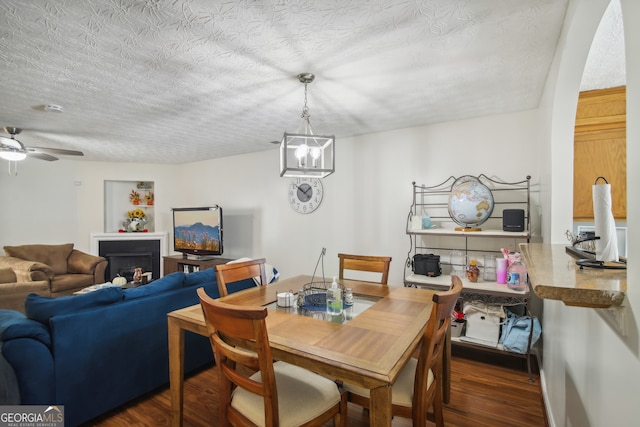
90, 232, 169, 276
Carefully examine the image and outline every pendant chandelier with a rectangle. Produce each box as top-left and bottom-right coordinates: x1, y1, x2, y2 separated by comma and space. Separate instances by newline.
280, 73, 335, 178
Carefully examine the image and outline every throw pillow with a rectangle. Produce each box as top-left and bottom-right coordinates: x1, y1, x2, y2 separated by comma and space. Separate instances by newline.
4, 244, 74, 275
226, 258, 279, 285
25, 287, 124, 324
123, 271, 185, 300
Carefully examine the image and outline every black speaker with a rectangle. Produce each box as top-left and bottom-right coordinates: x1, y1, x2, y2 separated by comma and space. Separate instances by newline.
503, 209, 525, 232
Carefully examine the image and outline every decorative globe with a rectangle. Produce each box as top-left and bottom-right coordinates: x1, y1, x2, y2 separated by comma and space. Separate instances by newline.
448, 176, 494, 228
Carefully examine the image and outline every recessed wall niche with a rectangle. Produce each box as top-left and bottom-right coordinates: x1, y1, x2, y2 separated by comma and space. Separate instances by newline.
104, 180, 155, 233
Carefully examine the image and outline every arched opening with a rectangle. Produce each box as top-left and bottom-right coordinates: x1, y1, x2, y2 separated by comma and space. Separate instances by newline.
572, 0, 627, 258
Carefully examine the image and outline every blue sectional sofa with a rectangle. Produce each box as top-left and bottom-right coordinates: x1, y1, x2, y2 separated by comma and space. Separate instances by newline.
0, 268, 256, 426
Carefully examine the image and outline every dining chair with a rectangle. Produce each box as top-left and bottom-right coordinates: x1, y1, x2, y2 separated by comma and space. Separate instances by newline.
344, 275, 463, 427
215, 258, 267, 297
337, 253, 392, 284
197, 287, 347, 427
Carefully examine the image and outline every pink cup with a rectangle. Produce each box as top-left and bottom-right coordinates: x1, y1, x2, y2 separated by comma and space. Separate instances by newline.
496, 258, 508, 284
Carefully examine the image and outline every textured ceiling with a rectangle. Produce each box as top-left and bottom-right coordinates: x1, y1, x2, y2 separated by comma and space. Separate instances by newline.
580, 0, 625, 91
0, 0, 618, 165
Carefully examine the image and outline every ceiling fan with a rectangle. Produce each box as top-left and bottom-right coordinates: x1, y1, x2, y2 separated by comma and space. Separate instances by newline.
0, 126, 84, 161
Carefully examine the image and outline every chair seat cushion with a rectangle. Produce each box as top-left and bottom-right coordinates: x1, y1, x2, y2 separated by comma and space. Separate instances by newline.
344, 358, 434, 407
231, 361, 341, 427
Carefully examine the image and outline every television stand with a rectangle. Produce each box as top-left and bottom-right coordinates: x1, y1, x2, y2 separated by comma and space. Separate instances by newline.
163, 255, 233, 275
182, 254, 219, 261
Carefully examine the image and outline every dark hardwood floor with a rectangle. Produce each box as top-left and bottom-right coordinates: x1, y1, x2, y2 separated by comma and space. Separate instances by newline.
83, 349, 547, 427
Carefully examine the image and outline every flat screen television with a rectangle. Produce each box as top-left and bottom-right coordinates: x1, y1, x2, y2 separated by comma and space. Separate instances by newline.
172, 206, 223, 258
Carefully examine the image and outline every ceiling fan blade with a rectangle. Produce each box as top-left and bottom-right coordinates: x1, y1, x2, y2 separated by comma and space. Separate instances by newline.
28, 152, 59, 161
27, 147, 84, 156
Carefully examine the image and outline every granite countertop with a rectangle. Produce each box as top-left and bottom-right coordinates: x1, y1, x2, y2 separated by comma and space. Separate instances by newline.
520, 243, 626, 308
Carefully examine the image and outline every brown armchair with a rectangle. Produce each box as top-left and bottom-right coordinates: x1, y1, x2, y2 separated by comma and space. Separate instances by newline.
0, 267, 49, 313
0, 244, 108, 312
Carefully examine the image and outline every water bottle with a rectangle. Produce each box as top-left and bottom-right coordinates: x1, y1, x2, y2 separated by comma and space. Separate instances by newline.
507, 253, 528, 291
344, 288, 354, 306
326, 276, 343, 315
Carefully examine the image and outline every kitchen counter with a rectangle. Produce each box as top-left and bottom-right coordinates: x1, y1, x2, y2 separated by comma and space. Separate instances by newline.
519, 243, 626, 308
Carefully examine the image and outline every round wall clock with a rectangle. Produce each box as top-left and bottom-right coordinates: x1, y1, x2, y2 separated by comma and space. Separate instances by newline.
288, 177, 323, 214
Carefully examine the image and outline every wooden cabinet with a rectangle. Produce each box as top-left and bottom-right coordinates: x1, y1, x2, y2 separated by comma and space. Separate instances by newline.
404, 175, 536, 380
574, 86, 626, 220
163, 255, 233, 275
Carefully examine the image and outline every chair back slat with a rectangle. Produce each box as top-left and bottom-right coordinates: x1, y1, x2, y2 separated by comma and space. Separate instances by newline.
215, 258, 267, 297
197, 287, 279, 425
412, 275, 463, 424
338, 253, 392, 284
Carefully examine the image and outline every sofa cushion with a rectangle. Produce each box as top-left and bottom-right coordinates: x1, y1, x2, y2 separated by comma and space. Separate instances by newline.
0, 310, 51, 347
183, 268, 215, 288
50, 274, 95, 294
4, 244, 74, 275
123, 272, 185, 300
25, 287, 124, 324
183, 267, 255, 295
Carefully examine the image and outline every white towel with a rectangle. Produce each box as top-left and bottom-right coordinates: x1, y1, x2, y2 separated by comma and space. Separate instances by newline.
592, 182, 619, 262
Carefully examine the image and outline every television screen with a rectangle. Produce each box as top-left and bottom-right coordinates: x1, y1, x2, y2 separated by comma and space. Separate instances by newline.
172, 206, 223, 258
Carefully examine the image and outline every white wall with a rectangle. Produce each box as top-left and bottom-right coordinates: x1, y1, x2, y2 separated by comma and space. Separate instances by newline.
0, 160, 79, 246
72, 162, 186, 252
0, 108, 541, 281
541, 0, 640, 426
175, 109, 542, 281
0, 161, 185, 253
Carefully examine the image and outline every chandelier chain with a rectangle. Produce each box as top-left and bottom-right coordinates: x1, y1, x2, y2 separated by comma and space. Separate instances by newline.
301, 82, 310, 119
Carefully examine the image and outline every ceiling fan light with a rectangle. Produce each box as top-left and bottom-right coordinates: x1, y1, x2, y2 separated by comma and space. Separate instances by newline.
0, 150, 27, 161
0, 135, 27, 161
0, 136, 21, 150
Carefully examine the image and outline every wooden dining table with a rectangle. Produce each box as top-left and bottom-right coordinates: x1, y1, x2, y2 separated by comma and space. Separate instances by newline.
167, 275, 441, 427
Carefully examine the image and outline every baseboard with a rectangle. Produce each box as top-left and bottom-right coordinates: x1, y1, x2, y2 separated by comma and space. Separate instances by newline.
538, 362, 556, 427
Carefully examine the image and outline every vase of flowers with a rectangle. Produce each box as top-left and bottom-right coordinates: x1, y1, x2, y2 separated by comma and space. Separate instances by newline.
129, 190, 141, 205
123, 208, 147, 231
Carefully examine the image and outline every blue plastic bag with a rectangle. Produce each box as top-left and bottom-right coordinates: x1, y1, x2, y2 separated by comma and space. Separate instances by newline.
499, 310, 541, 353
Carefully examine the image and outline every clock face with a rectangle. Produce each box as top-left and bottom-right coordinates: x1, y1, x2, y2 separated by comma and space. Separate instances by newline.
289, 178, 323, 214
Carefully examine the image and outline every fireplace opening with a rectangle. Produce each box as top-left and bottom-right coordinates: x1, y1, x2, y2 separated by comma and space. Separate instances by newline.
99, 239, 161, 282
105, 252, 153, 282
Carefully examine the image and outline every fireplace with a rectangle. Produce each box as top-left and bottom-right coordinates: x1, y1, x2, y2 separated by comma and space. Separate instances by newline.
104, 251, 154, 282
91, 232, 169, 281
99, 240, 160, 282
